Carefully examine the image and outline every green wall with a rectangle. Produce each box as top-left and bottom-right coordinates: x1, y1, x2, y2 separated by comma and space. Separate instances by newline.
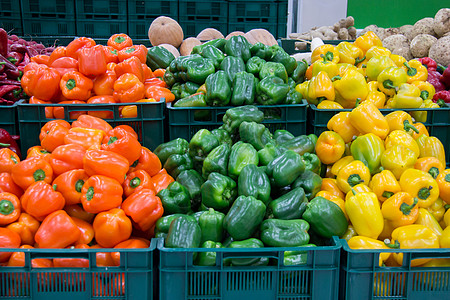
347, 0, 446, 28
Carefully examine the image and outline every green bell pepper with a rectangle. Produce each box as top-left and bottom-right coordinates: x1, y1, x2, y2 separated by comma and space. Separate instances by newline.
220, 56, 246, 83
307, 134, 318, 150
283, 244, 316, 266
270, 48, 298, 76
211, 128, 232, 146
199, 45, 225, 70
202, 144, 231, 179
175, 55, 216, 85
268, 187, 308, 219
224, 35, 251, 62
146, 46, 175, 71
163, 69, 176, 87
201, 172, 237, 211
292, 170, 322, 200
246, 56, 266, 76
172, 81, 201, 100
163, 152, 194, 179
287, 77, 296, 90
266, 150, 305, 187
199, 208, 225, 243
259, 62, 288, 83
280, 135, 315, 156
223, 195, 266, 240
192, 38, 226, 54
274, 130, 294, 145
238, 164, 271, 205
285, 89, 303, 104
260, 219, 310, 247
228, 142, 259, 179
342, 225, 358, 241
239, 121, 274, 151
250, 42, 272, 60
301, 153, 321, 174
154, 138, 189, 166
291, 59, 308, 84
195, 241, 222, 266
157, 181, 191, 215
221, 105, 264, 134
177, 169, 204, 210
173, 92, 209, 121
231, 71, 257, 106
256, 76, 290, 105
189, 129, 220, 169
154, 214, 184, 238
189, 211, 205, 222
166, 215, 201, 248
351, 133, 385, 175
205, 70, 232, 106
225, 238, 268, 266
258, 143, 288, 166
302, 196, 348, 238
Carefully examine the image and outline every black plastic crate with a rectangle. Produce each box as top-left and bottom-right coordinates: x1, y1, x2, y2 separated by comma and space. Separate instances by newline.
0, 0, 23, 35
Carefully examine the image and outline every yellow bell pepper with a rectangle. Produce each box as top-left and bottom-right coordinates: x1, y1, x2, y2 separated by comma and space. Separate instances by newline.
414, 156, 445, 179
336, 160, 371, 194
354, 31, 383, 54
399, 168, 439, 208
336, 63, 358, 77
327, 112, 359, 144
415, 208, 443, 237
311, 44, 340, 64
415, 134, 446, 166
349, 101, 390, 140
305, 71, 335, 105
381, 192, 419, 227
377, 66, 408, 96
365, 46, 392, 60
410, 99, 439, 124
295, 81, 308, 98
384, 130, 420, 158
402, 59, 428, 83
317, 100, 343, 109
333, 68, 369, 108
315, 131, 345, 165
311, 60, 338, 78
411, 123, 429, 139
347, 236, 391, 267
344, 183, 372, 201
421, 258, 450, 267
436, 169, 450, 204
379, 219, 396, 241
331, 156, 355, 177
440, 226, 450, 248
384, 111, 420, 135
390, 54, 407, 68
345, 190, 384, 239
336, 42, 365, 65
411, 80, 436, 100
369, 170, 402, 202
320, 177, 345, 197
444, 209, 450, 227
425, 197, 445, 222
364, 90, 386, 109
389, 224, 439, 266
389, 83, 423, 109
381, 145, 417, 179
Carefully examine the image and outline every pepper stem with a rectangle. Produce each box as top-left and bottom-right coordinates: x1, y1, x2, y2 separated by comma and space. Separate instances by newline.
420, 90, 429, 100
0, 199, 14, 215
384, 239, 400, 249
331, 75, 342, 81
10, 155, 17, 164
436, 99, 446, 108
108, 136, 118, 145
86, 186, 94, 201
445, 204, 450, 210
382, 191, 394, 199
130, 177, 141, 188
418, 186, 432, 200
445, 174, 450, 183
75, 179, 84, 193
53, 184, 57, 191
114, 36, 126, 44
400, 197, 418, 215
383, 80, 396, 90
66, 79, 76, 90
403, 120, 419, 134
33, 169, 46, 182
354, 56, 366, 65
354, 98, 362, 107
428, 167, 440, 179
348, 174, 364, 187
324, 51, 334, 62
0, 142, 11, 147
403, 62, 417, 77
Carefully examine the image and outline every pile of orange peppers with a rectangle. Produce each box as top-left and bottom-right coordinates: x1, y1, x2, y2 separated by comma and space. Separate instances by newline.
0, 114, 173, 268
21, 33, 175, 119
315, 101, 450, 266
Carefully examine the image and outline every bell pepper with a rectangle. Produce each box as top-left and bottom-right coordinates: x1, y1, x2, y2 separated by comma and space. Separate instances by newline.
47, 144, 85, 177
381, 192, 419, 228
127, 147, 161, 177
0, 172, 23, 198
121, 188, 163, 232
71, 115, 112, 134
21, 64, 61, 101
268, 187, 307, 219
201, 143, 230, 179
64, 204, 95, 224
175, 170, 202, 209
377, 66, 408, 96
349, 101, 390, 140
315, 100, 342, 109
154, 138, 189, 166
223, 238, 268, 266
266, 149, 304, 187
227, 142, 258, 179
259, 61, 289, 83
245, 56, 265, 76
415, 134, 446, 166
198, 208, 225, 243
385, 111, 419, 135
85, 95, 116, 119
331, 156, 354, 177
315, 131, 345, 165
426, 197, 445, 222
351, 133, 385, 175
59, 71, 93, 101
0, 192, 20, 226
399, 168, 439, 208
381, 145, 417, 180
223, 195, 266, 240
365, 56, 396, 81
52, 170, 88, 207
415, 208, 443, 237
201, 172, 237, 211
347, 236, 391, 267
336, 42, 364, 65
93, 208, 132, 248
369, 170, 401, 202
336, 160, 371, 194
172, 82, 201, 100
303, 196, 348, 238
6, 213, 39, 246
401, 59, 428, 83
224, 35, 251, 62
385, 130, 420, 158
279, 135, 315, 156
333, 68, 369, 108
414, 157, 444, 179
101, 126, 142, 166
123, 170, 153, 197
146, 46, 175, 71
411, 80, 435, 100
50, 56, 79, 77
255, 75, 290, 105
271, 48, 297, 76
78, 45, 107, 77
389, 224, 439, 266
354, 31, 383, 54
39, 121, 69, 152
166, 215, 201, 248
364, 89, 386, 109
300, 153, 321, 174
117, 44, 147, 64
312, 59, 338, 79
83, 149, 129, 184
437, 169, 450, 204
239, 121, 273, 151
236, 163, 271, 205
222, 105, 264, 134
345, 190, 383, 239
154, 214, 183, 238
327, 112, 359, 144
440, 227, 450, 248
70, 217, 94, 245
26, 146, 51, 162
411, 99, 439, 124
311, 44, 340, 64
102, 45, 119, 64
249, 42, 272, 60
11, 157, 53, 191
178, 55, 217, 84
145, 86, 175, 102
203, 70, 232, 106
157, 181, 191, 215
344, 183, 372, 201
321, 178, 344, 198
257, 143, 285, 166
260, 219, 310, 247
115, 56, 145, 83
0, 148, 19, 173
81, 175, 123, 214
66, 37, 95, 59
292, 170, 322, 200
389, 83, 424, 109
162, 152, 193, 180
195, 241, 222, 266
197, 45, 224, 70
365, 46, 391, 61
113, 73, 145, 103
34, 210, 80, 248
230, 71, 257, 106
64, 127, 104, 151
305, 71, 335, 105
188, 130, 218, 170
0, 228, 20, 262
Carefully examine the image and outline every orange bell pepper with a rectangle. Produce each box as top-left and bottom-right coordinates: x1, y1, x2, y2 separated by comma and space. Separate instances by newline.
381, 192, 419, 227
145, 77, 168, 88
315, 131, 346, 165
87, 95, 116, 119
106, 125, 138, 140
0, 227, 21, 262
111, 238, 150, 266
60, 71, 93, 101
128, 147, 162, 176
72, 114, 113, 134
53, 100, 87, 120
101, 126, 142, 165
0, 172, 23, 198
28, 96, 53, 119
354, 31, 383, 54
152, 68, 166, 79
436, 169, 450, 205
118, 45, 147, 63
103, 45, 119, 64
6, 213, 39, 246
21, 64, 61, 101
108, 33, 133, 51
411, 123, 429, 140
50, 56, 78, 77
151, 171, 175, 194
7, 245, 52, 267
91, 244, 116, 266
83, 149, 129, 184
107, 62, 117, 71
35, 210, 80, 248
53, 169, 89, 206
142, 63, 153, 80
113, 73, 145, 103
0, 148, 20, 173
120, 99, 156, 118
122, 189, 163, 232
49, 144, 86, 176
31, 55, 50, 65
93, 70, 117, 96
26, 146, 51, 162
11, 157, 53, 191
47, 46, 67, 65
327, 112, 359, 144
78, 44, 107, 77
65, 204, 95, 223
21, 181, 65, 221
320, 178, 345, 199
123, 170, 154, 197
0, 192, 21, 225
81, 175, 123, 214
114, 56, 145, 83
414, 157, 445, 179
93, 208, 132, 248
145, 86, 175, 103
53, 243, 90, 268
39, 120, 70, 152
66, 37, 96, 60
72, 217, 94, 245
64, 127, 105, 150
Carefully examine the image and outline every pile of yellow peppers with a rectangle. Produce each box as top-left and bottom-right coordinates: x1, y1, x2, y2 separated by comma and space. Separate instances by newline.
296, 31, 439, 123
315, 101, 449, 267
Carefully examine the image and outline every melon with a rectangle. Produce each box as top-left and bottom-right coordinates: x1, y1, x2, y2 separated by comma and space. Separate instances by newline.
226, 31, 245, 40
196, 28, 224, 41
244, 29, 278, 46
148, 16, 184, 48
180, 38, 202, 56
158, 44, 180, 58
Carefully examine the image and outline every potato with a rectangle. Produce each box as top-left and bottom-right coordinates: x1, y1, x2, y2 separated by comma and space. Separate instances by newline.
295, 42, 307, 50
348, 27, 357, 39
433, 8, 450, 37
382, 34, 409, 52
399, 24, 414, 41
338, 28, 349, 40
429, 35, 450, 67
392, 46, 413, 61
410, 34, 437, 58
410, 18, 436, 40
384, 27, 400, 39
358, 25, 378, 37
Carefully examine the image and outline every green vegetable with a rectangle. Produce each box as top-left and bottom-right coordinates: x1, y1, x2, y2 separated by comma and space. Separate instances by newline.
239, 121, 273, 151
238, 164, 271, 206
283, 244, 316, 266
270, 48, 298, 76
260, 219, 310, 247
268, 187, 308, 219
205, 70, 232, 106
202, 144, 231, 179
157, 181, 191, 215
274, 130, 294, 145
211, 128, 232, 146
250, 42, 272, 60
198, 208, 225, 243
163, 152, 193, 179
154, 138, 189, 166
225, 238, 268, 266
231, 71, 257, 106
301, 153, 321, 174
166, 215, 201, 248
256, 76, 290, 105
220, 55, 246, 83
192, 38, 226, 54
246, 56, 266, 75
189, 129, 220, 169
154, 214, 184, 238
291, 60, 308, 83
195, 241, 222, 266
224, 35, 252, 62
266, 150, 305, 187
146, 46, 175, 71
257, 143, 287, 166
228, 142, 259, 179
280, 135, 315, 156
292, 170, 322, 200
201, 172, 237, 211
176, 170, 204, 210
199, 45, 225, 69
259, 62, 288, 83
221, 105, 264, 134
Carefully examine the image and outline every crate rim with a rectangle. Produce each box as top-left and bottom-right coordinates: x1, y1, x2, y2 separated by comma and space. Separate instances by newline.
17, 98, 165, 107
167, 99, 308, 110
340, 238, 449, 254
309, 103, 450, 112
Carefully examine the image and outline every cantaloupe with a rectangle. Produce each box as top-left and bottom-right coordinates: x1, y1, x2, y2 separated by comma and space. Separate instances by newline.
180, 38, 202, 56
148, 16, 184, 48
244, 29, 278, 46
226, 31, 245, 40
158, 44, 180, 58
196, 28, 224, 41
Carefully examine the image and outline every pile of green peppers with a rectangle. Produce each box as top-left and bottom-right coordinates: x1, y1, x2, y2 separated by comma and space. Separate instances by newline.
154, 36, 308, 108
153, 106, 348, 267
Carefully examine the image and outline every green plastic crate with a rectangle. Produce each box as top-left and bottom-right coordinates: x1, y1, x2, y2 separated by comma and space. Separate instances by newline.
0, 239, 157, 299
17, 99, 165, 153
157, 237, 341, 299
340, 239, 450, 300
0, 0, 23, 35
167, 101, 308, 141
279, 39, 356, 55
308, 104, 450, 166
178, 0, 228, 37
0, 102, 18, 136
